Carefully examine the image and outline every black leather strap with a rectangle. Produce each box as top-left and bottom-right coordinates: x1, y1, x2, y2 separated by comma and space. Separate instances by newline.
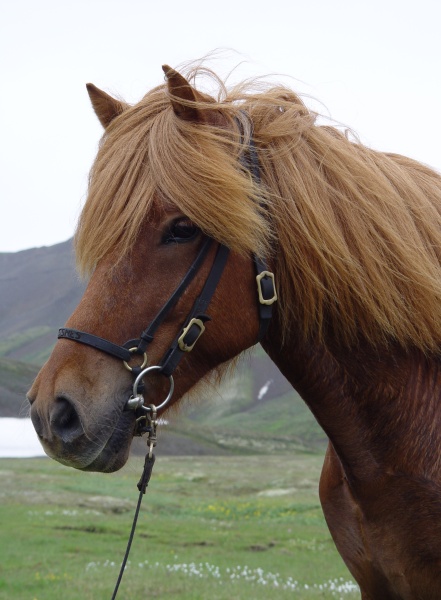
160, 243, 230, 376
134, 237, 213, 352
238, 119, 276, 342
58, 328, 132, 361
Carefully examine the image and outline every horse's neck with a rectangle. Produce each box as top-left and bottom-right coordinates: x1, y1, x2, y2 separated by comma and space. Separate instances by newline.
262, 327, 441, 485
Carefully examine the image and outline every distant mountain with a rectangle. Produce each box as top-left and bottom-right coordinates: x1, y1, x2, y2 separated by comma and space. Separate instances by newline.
0, 240, 85, 364
0, 239, 327, 454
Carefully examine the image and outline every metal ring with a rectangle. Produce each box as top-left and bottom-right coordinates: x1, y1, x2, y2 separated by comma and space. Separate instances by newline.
132, 365, 174, 411
123, 347, 148, 372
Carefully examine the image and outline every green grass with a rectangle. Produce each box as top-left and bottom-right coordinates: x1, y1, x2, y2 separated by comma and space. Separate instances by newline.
0, 454, 359, 599
199, 391, 326, 447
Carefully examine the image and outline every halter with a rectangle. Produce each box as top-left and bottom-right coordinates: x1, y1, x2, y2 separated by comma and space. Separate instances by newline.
57, 136, 277, 412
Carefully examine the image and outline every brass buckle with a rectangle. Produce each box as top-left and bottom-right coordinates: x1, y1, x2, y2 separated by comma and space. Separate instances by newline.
256, 271, 278, 305
178, 318, 206, 352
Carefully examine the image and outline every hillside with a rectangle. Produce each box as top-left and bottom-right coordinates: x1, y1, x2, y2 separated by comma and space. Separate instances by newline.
0, 240, 85, 364
0, 240, 328, 454
0, 358, 39, 417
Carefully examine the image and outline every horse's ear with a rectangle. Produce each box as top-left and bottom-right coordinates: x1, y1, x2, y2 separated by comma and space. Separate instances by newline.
86, 83, 128, 129
162, 65, 203, 123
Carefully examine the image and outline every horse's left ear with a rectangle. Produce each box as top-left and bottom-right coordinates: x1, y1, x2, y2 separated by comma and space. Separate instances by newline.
86, 83, 128, 129
162, 65, 204, 123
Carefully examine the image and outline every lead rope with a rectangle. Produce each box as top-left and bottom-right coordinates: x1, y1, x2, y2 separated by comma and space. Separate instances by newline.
111, 404, 157, 600
110, 450, 155, 600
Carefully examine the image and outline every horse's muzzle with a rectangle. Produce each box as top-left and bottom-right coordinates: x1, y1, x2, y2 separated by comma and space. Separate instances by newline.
28, 392, 134, 472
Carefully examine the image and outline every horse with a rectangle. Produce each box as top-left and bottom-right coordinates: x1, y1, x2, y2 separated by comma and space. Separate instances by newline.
28, 63, 441, 599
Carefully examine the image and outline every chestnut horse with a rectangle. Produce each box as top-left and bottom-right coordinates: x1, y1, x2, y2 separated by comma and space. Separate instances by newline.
29, 64, 441, 599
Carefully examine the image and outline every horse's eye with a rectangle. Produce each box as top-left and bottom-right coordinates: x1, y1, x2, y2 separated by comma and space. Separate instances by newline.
163, 218, 200, 244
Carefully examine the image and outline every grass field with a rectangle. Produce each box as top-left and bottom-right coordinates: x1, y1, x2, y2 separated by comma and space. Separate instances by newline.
0, 453, 359, 599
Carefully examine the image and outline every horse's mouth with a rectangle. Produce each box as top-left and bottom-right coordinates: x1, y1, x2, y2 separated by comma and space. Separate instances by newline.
81, 410, 136, 472
40, 409, 136, 473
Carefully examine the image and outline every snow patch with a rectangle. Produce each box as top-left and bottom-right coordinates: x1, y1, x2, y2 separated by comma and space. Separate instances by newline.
257, 379, 273, 400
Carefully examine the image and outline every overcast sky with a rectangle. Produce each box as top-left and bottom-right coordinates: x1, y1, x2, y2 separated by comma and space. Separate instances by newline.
1, 0, 440, 253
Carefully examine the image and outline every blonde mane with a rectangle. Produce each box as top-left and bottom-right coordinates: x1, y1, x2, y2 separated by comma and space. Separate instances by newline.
76, 68, 441, 352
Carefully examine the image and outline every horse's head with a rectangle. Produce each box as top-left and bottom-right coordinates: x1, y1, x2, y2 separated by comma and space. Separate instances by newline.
27, 66, 276, 472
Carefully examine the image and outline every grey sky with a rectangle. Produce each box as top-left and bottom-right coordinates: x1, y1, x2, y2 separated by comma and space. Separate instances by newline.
1, 0, 440, 252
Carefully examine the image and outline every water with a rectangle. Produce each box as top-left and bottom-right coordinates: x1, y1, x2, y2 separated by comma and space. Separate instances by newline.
0, 418, 45, 457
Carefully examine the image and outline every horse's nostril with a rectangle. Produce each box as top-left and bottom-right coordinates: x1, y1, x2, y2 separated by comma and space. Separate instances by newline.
30, 404, 44, 438
50, 396, 84, 443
